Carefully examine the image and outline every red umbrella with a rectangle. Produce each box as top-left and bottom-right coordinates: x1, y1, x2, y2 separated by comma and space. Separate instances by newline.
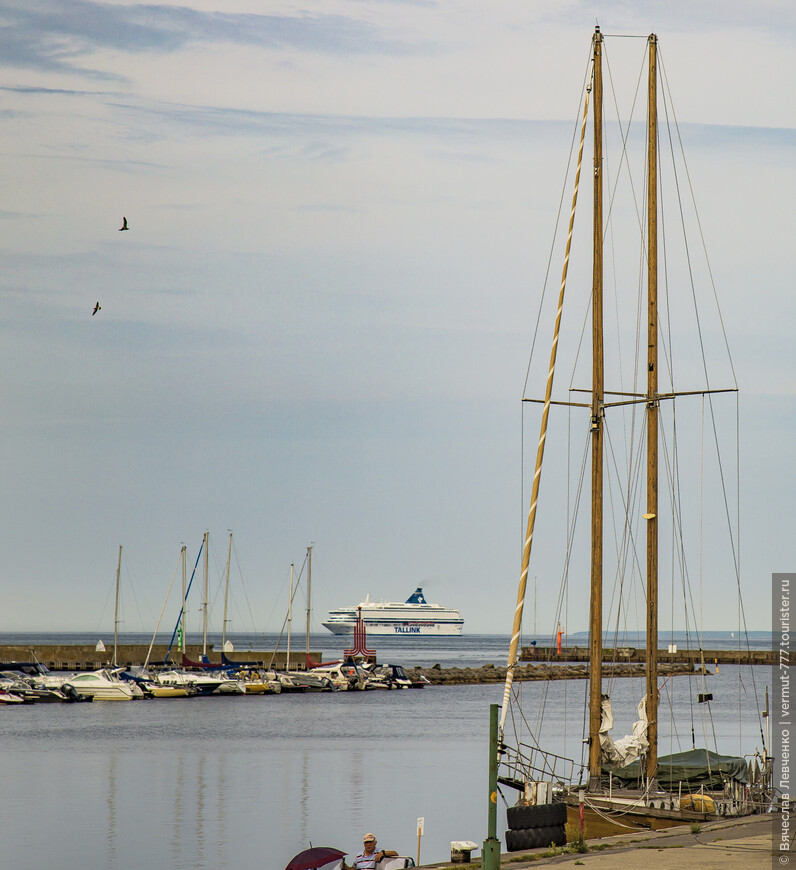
285, 846, 346, 870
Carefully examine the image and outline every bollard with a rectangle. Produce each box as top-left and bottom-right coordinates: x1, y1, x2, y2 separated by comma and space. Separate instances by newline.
450, 841, 478, 864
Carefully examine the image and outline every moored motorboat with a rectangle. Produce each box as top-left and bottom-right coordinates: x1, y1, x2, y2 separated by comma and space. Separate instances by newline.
148, 683, 193, 698
156, 669, 242, 695
363, 663, 415, 690
0, 672, 72, 703
309, 662, 365, 691
285, 670, 333, 692
63, 669, 138, 701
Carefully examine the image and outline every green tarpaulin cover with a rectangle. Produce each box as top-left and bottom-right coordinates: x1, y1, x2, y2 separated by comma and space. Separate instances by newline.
606, 748, 748, 789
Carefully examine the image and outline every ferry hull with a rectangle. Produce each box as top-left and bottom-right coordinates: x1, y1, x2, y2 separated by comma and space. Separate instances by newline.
322, 621, 463, 636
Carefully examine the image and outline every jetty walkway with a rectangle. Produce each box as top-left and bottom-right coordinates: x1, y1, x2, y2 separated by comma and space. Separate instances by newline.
412, 661, 696, 685
419, 814, 775, 869
0, 643, 316, 671
520, 645, 780, 666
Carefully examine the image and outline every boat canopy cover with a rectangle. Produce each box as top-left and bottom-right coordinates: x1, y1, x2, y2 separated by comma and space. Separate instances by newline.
405, 588, 427, 604
607, 748, 749, 788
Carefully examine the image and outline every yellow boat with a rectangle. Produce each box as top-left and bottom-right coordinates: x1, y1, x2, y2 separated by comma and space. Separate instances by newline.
148, 684, 191, 699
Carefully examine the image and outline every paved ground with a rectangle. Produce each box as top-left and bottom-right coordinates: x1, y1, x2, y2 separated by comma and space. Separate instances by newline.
422, 815, 781, 869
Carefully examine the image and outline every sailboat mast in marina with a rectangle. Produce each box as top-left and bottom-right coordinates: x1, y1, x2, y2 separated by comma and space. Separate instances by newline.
202, 530, 209, 658
497, 27, 768, 837
287, 562, 294, 672
180, 544, 187, 655
222, 531, 232, 651
113, 544, 122, 668
306, 544, 313, 660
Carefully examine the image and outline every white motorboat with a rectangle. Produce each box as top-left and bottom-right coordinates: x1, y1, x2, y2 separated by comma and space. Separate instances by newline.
63, 670, 138, 701
156, 669, 242, 695
309, 662, 367, 691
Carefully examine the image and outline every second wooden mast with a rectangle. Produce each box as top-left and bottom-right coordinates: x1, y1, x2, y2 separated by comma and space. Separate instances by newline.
645, 32, 660, 785
587, 25, 604, 788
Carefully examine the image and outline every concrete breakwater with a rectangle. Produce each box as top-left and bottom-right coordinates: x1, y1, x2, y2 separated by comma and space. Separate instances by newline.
0, 644, 320, 671
411, 661, 695, 685
520, 644, 781, 666
1, 645, 696, 685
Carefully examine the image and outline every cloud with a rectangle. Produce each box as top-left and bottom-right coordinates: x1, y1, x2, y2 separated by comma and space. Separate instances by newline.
544, 0, 795, 33
0, 0, 423, 77
104, 97, 795, 160
0, 83, 111, 95
109, 99, 567, 140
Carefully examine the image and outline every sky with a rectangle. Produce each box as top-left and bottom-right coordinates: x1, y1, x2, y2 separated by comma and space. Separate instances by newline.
0, 1, 792, 640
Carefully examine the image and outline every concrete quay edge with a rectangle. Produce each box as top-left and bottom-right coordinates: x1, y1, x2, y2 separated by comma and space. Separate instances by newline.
416, 813, 777, 869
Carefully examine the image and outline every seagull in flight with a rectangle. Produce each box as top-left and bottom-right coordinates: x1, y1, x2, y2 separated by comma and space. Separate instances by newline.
119, 216, 129, 231
92, 302, 101, 316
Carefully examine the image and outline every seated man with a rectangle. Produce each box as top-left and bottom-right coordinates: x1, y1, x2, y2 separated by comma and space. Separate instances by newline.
343, 833, 398, 870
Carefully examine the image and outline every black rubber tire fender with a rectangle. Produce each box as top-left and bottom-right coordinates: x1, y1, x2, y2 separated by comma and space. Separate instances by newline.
506, 801, 567, 830
504, 824, 567, 852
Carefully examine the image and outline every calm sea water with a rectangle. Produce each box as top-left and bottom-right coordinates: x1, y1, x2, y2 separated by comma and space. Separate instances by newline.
1, 632, 773, 869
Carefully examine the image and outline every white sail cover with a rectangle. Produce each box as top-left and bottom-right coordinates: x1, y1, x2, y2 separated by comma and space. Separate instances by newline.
599, 696, 649, 767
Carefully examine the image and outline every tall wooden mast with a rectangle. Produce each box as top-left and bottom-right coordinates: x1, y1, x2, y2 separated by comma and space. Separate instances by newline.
645, 32, 660, 784
587, 24, 604, 787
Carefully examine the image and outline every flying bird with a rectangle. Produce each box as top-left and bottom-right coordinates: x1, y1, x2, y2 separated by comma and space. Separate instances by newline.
92, 302, 101, 316
119, 216, 129, 231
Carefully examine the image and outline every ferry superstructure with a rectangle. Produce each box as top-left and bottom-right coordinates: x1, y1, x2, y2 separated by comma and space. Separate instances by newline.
322, 588, 464, 636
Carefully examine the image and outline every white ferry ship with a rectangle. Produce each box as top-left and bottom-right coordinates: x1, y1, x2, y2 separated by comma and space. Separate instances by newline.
322, 588, 464, 636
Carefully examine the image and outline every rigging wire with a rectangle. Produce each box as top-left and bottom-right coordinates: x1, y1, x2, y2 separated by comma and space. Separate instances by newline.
144, 549, 183, 667
660, 405, 719, 754
511, 44, 595, 745
522, 42, 594, 398
568, 40, 646, 397
516, 47, 595, 737
658, 47, 763, 751
266, 554, 309, 668
658, 48, 738, 389
602, 414, 647, 704
602, 39, 648, 281
530, 428, 590, 742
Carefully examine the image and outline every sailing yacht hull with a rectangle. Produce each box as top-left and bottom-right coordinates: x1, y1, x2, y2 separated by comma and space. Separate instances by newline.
563, 796, 713, 839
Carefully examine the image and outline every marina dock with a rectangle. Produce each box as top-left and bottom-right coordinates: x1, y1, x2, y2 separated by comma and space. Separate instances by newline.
0, 643, 320, 671
417, 814, 775, 869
